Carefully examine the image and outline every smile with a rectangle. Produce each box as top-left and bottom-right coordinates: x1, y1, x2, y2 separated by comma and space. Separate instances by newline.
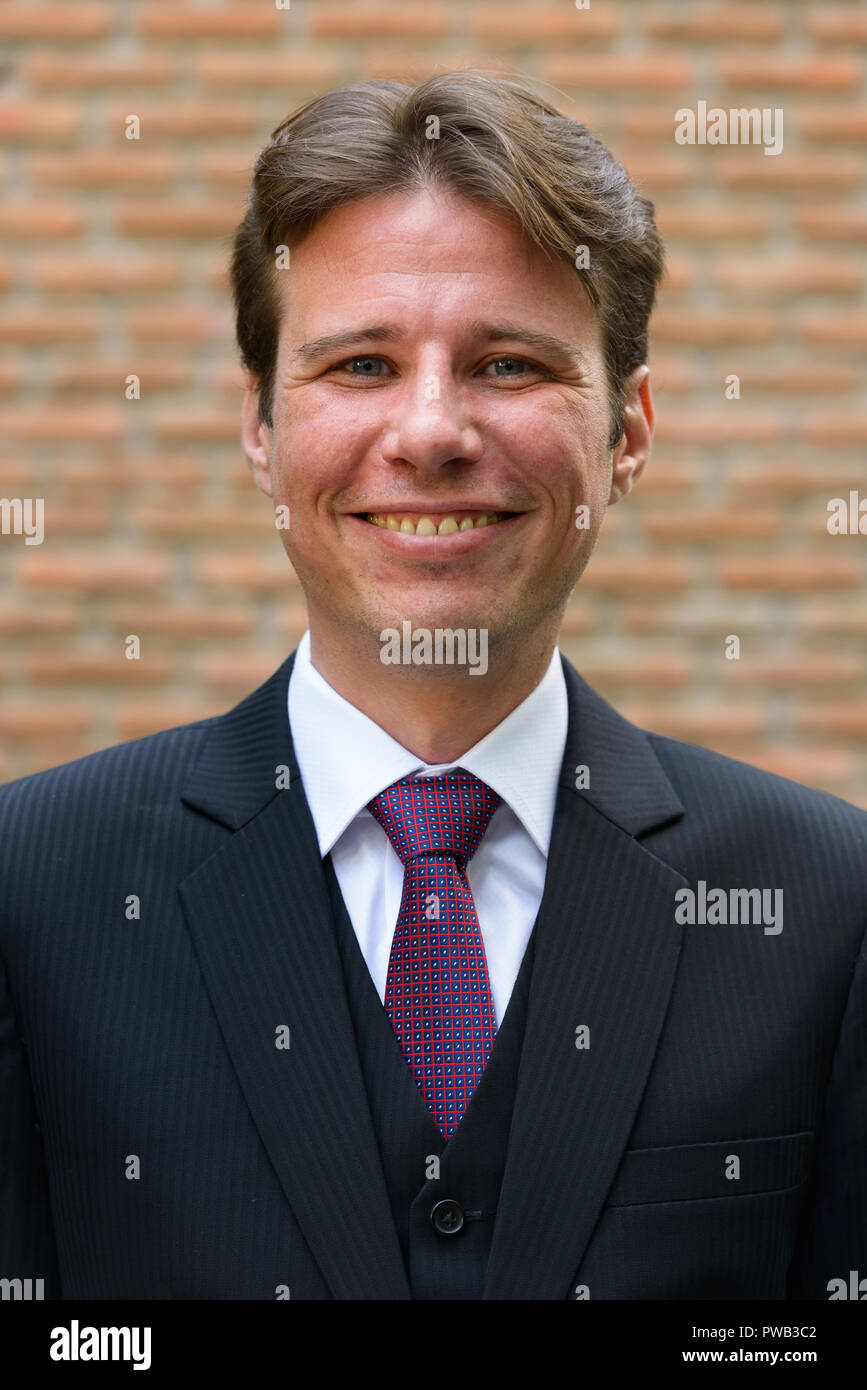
357, 510, 516, 536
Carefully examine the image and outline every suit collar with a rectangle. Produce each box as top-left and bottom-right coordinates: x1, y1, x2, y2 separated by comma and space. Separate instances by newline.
180, 646, 685, 840
288, 629, 569, 860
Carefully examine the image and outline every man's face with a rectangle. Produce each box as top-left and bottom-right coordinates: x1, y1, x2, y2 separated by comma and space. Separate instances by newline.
242, 185, 650, 662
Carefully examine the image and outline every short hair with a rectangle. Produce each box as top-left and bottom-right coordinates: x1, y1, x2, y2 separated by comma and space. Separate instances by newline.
230, 69, 665, 449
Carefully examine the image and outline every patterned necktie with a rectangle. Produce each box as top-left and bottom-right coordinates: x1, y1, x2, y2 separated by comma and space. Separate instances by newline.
366, 771, 501, 1140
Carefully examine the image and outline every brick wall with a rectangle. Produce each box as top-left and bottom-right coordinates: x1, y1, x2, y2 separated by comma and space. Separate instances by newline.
0, 1, 865, 806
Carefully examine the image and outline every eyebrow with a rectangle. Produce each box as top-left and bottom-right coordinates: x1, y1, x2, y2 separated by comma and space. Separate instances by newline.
294, 320, 587, 371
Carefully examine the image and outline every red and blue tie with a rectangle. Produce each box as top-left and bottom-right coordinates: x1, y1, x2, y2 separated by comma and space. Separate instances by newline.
366, 771, 501, 1139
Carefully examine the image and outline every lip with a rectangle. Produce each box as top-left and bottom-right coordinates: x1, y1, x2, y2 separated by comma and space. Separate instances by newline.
342, 511, 526, 556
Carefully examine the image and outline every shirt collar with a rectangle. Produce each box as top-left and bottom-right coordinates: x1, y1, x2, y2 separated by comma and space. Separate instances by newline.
288, 628, 569, 860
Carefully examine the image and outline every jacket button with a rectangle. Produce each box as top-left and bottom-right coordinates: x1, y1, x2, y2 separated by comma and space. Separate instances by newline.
430, 1199, 465, 1236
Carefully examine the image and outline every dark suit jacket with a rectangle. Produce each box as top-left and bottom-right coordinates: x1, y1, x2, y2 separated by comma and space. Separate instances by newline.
1, 649, 865, 1299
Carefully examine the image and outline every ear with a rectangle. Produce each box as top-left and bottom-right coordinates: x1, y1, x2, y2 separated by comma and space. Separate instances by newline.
240, 374, 273, 497
608, 365, 654, 505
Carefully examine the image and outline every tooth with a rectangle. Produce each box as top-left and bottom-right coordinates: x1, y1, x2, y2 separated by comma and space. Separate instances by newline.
385, 515, 400, 530
399, 518, 416, 534
459, 517, 475, 531
437, 516, 459, 534
416, 516, 437, 536
366, 514, 383, 527
475, 514, 488, 527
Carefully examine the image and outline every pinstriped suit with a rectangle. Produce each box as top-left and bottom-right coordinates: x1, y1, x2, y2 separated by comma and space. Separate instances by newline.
1, 649, 865, 1298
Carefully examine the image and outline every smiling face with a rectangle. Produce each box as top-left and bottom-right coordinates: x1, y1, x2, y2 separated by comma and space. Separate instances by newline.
242, 184, 652, 673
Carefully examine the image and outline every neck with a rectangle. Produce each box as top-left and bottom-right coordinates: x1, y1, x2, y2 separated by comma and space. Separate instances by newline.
307, 620, 558, 763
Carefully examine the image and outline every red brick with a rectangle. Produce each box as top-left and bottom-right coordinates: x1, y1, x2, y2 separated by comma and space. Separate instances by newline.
719, 559, 859, 591
0, 407, 122, 442
31, 152, 175, 188
116, 703, 222, 739
27, 654, 170, 685
657, 207, 768, 239
800, 314, 867, 347
805, 415, 867, 444
0, 705, 90, 736
196, 53, 340, 86
799, 603, 867, 635
194, 555, 297, 594
127, 309, 224, 342
734, 748, 855, 783
716, 56, 860, 89
138, 4, 280, 38
103, 604, 253, 637
805, 9, 867, 43
0, 362, 22, 392
471, 6, 617, 41
118, 455, 207, 489
115, 203, 243, 237
34, 256, 181, 293
796, 207, 867, 240
0, 204, 83, 238
645, 6, 784, 40
618, 704, 765, 739
717, 155, 860, 190
152, 410, 242, 442
0, 606, 80, 635
730, 463, 865, 496
798, 705, 867, 736
361, 51, 484, 82
105, 101, 255, 137
543, 55, 692, 89
623, 157, 691, 190
651, 311, 775, 345
0, 311, 99, 345
643, 512, 780, 542
19, 554, 172, 593
52, 360, 192, 393
44, 508, 112, 537
632, 464, 696, 493
715, 257, 862, 293
199, 655, 288, 690
137, 507, 269, 540
0, 3, 110, 38
580, 558, 692, 591
0, 100, 80, 142
720, 655, 863, 687
311, 4, 448, 38
24, 54, 174, 87
800, 108, 867, 140
579, 658, 691, 688
653, 413, 780, 444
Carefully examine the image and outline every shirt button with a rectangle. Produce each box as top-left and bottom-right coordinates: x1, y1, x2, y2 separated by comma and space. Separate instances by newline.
430, 1199, 465, 1236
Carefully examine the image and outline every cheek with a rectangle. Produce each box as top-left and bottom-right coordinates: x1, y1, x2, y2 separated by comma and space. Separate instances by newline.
270, 409, 352, 500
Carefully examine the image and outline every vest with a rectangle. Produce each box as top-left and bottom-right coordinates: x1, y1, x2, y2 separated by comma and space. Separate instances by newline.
324, 854, 536, 1299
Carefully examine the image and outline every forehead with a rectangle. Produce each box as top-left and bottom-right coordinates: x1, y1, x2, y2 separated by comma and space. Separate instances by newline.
277, 186, 596, 344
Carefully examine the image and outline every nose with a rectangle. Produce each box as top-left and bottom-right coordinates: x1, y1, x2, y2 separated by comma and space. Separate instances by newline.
380, 358, 484, 475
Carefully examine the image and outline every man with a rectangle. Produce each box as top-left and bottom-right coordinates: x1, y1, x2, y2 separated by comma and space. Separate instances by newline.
1, 71, 865, 1301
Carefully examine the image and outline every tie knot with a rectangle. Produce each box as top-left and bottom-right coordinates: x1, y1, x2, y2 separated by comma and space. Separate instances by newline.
366, 771, 501, 867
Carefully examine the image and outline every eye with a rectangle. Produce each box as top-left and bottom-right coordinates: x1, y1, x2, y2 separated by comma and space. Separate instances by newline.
330, 355, 391, 378
481, 355, 551, 380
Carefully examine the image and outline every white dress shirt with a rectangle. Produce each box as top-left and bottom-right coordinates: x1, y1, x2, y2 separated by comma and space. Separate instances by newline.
287, 629, 569, 1026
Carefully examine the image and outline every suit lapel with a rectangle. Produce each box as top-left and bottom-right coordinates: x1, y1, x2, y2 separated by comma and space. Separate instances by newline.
484, 658, 689, 1299
177, 652, 411, 1300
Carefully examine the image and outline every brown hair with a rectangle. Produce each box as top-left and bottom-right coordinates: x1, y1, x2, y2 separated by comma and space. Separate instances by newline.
230, 69, 665, 448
